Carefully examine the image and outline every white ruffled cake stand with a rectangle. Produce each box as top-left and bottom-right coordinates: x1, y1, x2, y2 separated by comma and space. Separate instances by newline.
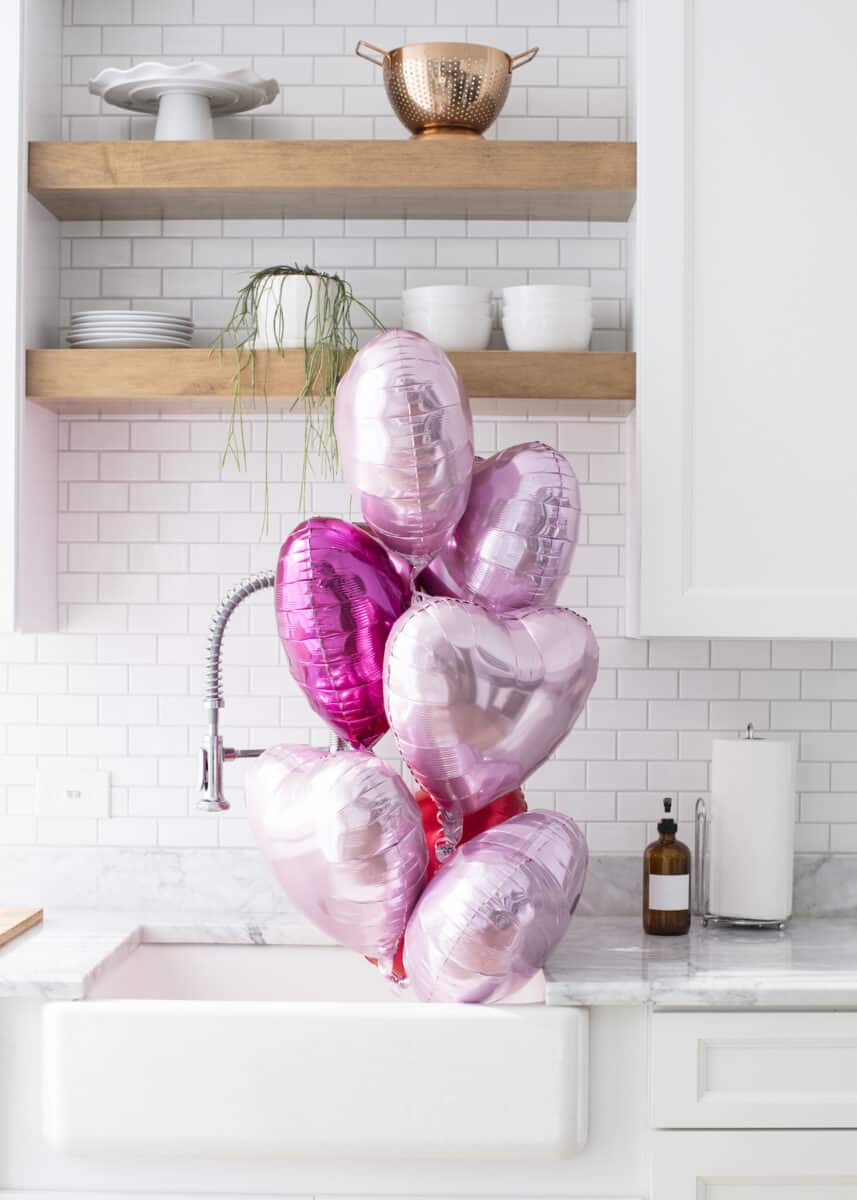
89, 61, 280, 140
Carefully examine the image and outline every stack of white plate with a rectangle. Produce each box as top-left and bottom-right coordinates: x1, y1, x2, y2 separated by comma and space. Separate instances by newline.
67, 310, 194, 349
501, 285, 593, 351
401, 285, 493, 350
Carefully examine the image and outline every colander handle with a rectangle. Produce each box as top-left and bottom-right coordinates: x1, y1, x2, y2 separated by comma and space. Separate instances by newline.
355, 41, 390, 67
510, 46, 539, 70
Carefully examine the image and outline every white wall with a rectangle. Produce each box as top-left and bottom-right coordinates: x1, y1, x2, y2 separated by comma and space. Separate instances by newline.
0, 0, 855, 870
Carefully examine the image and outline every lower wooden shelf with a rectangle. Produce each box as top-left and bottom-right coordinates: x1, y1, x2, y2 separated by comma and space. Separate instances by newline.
26, 349, 635, 413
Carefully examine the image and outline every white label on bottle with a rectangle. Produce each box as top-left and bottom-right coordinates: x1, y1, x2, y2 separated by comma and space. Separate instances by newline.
649, 873, 690, 912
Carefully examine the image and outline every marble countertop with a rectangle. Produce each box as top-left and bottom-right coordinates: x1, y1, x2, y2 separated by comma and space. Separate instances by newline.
544, 916, 857, 1008
3, 910, 857, 1007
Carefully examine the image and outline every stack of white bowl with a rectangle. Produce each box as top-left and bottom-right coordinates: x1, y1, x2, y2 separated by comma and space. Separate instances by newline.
67, 310, 193, 349
501, 285, 593, 351
401, 285, 493, 351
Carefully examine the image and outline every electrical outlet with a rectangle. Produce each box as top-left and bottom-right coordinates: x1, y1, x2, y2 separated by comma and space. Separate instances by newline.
36, 769, 111, 819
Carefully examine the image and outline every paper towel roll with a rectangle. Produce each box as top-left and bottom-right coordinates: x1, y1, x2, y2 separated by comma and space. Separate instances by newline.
708, 735, 797, 923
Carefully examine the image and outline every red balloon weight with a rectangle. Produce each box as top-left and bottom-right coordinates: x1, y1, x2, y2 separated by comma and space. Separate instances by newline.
365, 788, 527, 982
417, 788, 528, 881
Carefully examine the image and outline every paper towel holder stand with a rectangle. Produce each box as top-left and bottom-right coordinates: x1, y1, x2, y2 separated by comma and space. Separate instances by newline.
694, 724, 788, 931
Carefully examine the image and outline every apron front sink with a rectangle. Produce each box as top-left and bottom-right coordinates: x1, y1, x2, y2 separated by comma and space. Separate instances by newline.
43, 943, 588, 1161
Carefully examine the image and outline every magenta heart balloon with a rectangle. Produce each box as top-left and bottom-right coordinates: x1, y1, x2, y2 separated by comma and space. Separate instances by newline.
404, 810, 588, 1003
334, 329, 474, 565
275, 517, 412, 749
384, 597, 598, 833
247, 746, 428, 967
418, 442, 581, 612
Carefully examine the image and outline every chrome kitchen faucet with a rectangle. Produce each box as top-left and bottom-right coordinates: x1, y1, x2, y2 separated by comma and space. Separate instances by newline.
198, 570, 275, 811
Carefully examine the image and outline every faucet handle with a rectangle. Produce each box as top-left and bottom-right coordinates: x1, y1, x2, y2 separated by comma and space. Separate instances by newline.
198, 739, 229, 812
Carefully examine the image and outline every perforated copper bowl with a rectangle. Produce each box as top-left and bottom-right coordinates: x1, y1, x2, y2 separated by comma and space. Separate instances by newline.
355, 41, 538, 138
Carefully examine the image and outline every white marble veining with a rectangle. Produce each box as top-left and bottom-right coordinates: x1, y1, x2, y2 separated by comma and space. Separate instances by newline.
0, 910, 332, 1000
546, 916, 857, 1008
4, 910, 857, 1007
3, 848, 856, 920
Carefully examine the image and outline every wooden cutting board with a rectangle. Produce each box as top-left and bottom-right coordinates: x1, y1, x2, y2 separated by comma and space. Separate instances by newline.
0, 907, 43, 947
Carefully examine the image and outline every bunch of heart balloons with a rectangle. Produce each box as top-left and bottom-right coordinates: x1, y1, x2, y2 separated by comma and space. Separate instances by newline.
247, 330, 598, 1003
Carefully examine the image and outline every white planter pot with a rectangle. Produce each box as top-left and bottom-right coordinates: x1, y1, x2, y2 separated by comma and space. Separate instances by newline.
254, 275, 339, 350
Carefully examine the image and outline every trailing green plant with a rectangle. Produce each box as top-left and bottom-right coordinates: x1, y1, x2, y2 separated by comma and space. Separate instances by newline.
212, 264, 384, 529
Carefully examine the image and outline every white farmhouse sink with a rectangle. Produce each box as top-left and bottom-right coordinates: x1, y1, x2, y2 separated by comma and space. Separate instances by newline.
43, 943, 588, 1161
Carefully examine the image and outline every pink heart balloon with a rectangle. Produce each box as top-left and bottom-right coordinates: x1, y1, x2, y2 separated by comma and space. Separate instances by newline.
247, 746, 428, 966
404, 810, 588, 1003
334, 329, 474, 565
384, 597, 598, 832
418, 442, 581, 612
275, 517, 412, 749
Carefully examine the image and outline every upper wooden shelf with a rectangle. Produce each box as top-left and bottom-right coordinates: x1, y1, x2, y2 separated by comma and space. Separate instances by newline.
28, 140, 636, 222
26, 349, 635, 414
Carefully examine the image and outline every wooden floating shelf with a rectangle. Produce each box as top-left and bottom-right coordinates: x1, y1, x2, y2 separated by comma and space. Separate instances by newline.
29, 139, 636, 222
26, 349, 635, 414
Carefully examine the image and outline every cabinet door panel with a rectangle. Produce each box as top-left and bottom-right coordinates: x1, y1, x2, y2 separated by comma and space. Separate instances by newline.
652, 1011, 857, 1128
633, 0, 857, 637
653, 1132, 857, 1200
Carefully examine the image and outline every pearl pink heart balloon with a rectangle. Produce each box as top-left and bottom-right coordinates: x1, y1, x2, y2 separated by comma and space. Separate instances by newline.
334, 329, 474, 565
384, 598, 598, 833
404, 810, 588, 1003
275, 517, 412, 749
247, 746, 428, 967
418, 442, 581, 612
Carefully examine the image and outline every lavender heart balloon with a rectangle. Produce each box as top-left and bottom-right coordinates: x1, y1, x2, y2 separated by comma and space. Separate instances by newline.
384, 597, 598, 833
404, 811, 588, 1003
275, 517, 412, 750
418, 442, 581, 612
334, 329, 474, 565
247, 746, 428, 967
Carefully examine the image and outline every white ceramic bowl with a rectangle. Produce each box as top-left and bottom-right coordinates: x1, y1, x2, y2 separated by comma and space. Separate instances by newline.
402, 284, 492, 304
502, 307, 593, 351
502, 284, 591, 304
501, 299, 591, 314
404, 301, 494, 318
403, 307, 493, 350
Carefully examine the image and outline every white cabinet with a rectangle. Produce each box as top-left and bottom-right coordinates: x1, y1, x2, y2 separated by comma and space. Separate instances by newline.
1, 0, 60, 633
652, 1131, 857, 1199
631, 0, 857, 637
651, 1011, 857, 1129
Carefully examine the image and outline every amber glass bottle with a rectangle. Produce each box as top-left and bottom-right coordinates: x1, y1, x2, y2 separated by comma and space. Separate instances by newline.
643, 798, 691, 935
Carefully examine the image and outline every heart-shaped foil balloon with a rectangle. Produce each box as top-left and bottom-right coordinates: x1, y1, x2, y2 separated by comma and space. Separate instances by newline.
418, 442, 581, 612
247, 746, 428, 967
384, 597, 598, 831
275, 517, 412, 749
404, 810, 588, 1003
334, 329, 474, 565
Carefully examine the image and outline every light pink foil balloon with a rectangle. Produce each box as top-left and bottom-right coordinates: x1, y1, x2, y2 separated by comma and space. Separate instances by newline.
334, 329, 474, 565
404, 810, 588, 1003
247, 746, 428, 965
384, 597, 599, 833
418, 442, 580, 612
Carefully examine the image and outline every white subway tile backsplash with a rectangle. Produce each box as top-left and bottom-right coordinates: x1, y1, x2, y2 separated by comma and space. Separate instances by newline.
803, 671, 857, 699
709, 639, 771, 669
832, 702, 857, 730
832, 764, 857, 791
770, 640, 831, 669
771, 701, 831, 731
833, 642, 857, 669
647, 700, 709, 730
738, 670, 799, 699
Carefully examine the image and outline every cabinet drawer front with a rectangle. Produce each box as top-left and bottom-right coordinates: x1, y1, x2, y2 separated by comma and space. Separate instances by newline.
653, 1131, 857, 1198
652, 1012, 857, 1128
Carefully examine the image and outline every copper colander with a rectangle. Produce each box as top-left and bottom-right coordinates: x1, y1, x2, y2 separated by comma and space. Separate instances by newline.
355, 41, 538, 138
